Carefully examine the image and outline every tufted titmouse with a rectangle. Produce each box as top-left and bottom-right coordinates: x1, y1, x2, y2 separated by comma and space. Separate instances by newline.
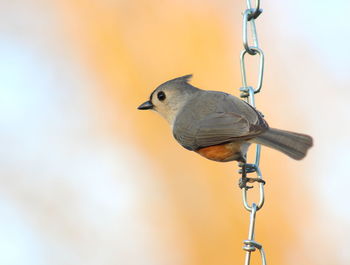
138, 75, 313, 163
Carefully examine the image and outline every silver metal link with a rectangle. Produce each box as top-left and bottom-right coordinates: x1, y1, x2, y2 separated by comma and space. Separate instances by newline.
240, 48, 264, 94
247, 0, 260, 11
243, 204, 267, 265
243, 9, 259, 55
246, 0, 261, 20
238, 1, 267, 265
242, 166, 265, 211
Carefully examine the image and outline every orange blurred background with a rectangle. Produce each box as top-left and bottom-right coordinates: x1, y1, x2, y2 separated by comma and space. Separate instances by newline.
1, 0, 349, 265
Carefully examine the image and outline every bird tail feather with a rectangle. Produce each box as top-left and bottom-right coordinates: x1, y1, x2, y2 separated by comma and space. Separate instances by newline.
252, 128, 313, 160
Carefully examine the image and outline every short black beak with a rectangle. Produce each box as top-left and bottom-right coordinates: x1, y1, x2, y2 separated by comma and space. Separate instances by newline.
137, 100, 153, 110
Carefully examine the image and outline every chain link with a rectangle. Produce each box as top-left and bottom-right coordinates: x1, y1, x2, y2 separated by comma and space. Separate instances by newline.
238, 1, 267, 265
240, 48, 264, 94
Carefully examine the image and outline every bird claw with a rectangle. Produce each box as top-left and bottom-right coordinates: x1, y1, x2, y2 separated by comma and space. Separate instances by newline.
239, 177, 265, 190
238, 163, 256, 174
239, 177, 253, 190
238, 163, 265, 190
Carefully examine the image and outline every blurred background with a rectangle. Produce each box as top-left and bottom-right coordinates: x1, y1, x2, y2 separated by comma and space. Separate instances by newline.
1, 0, 349, 264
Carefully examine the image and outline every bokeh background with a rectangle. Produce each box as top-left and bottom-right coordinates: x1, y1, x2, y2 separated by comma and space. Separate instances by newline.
1, 0, 349, 264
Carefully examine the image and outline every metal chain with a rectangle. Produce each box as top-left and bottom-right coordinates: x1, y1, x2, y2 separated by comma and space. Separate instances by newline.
238, 1, 267, 265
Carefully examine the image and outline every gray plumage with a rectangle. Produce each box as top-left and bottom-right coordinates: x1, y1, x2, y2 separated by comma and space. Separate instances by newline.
138, 74, 313, 161
173, 91, 268, 150
253, 128, 313, 160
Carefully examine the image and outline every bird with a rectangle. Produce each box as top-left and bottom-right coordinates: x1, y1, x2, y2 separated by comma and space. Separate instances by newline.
138, 75, 313, 186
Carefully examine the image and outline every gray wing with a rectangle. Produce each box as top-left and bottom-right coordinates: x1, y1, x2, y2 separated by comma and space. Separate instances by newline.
173, 91, 268, 150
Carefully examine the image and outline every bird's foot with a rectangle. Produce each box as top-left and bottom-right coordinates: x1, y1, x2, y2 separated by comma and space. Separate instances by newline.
238, 163, 256, 174
238, 162, 265, 190
239, 176, 253, 190
239, 176, 265, 190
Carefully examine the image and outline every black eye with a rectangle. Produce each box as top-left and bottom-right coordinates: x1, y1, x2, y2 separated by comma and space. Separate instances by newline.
157, 91, 166, 101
